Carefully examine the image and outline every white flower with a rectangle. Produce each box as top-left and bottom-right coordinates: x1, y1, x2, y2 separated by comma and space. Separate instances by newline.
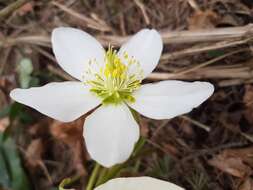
10, 27, 214, 167
94, 176, 184, 190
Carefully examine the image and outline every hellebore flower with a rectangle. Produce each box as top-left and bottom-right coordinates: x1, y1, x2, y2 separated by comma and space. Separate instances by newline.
10, 27, 214, 167
94, 177, 184, 190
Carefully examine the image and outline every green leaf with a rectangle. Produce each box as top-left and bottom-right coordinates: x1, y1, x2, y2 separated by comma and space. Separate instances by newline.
9, 103, 23, 120
0, 149, 11, 188
0, 103, 23, 120
17, 58, 33, 88
0, 106, 11, 118
18, 58, 33, 75
0, 133, 31, 190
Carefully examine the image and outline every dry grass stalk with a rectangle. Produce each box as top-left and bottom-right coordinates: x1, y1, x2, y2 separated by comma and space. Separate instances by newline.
99, 24, 253, 46
161, 37, 253, 61
133, 0, 150, 25
2, 25, 252, 50
51, 1, 112, 32
148, 64, 253, 81
0, 0, 30, 21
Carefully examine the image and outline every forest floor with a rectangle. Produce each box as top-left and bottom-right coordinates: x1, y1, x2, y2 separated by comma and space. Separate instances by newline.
0, 0, 253, 190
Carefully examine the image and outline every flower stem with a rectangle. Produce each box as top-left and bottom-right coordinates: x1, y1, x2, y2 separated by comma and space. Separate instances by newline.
86, 163, 100, 190
95, 167, 108, 186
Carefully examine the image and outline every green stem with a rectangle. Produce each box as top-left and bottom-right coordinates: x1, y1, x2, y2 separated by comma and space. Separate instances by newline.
95, 167, 108, 186
86, 163, 101, 190
59, 175, 80, 190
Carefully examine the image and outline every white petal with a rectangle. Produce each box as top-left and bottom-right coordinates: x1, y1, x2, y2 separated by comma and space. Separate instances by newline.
95, 177, 184, 190
129, 80, 214, 120
52, 27, 105, 81
118, 29, 163, 78
10, 82, 101, 122
83, 104, 139, 167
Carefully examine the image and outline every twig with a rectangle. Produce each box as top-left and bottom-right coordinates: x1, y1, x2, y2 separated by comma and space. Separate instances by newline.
180, 142, 249, 163
180, 116, 211, 132
148, 65, 253, 81
171, 48, 249, 76
151, 120, 170, 140
32, 46, 56, 62
134, 0, 150, 25
51, 1, 111, 32
0, 47, 11, 75
2, 25, 253, 49
98, 24, 253, 46
13, 35, 51, 47
148, 48, 252, 81
240, 132, 253, 143
218, 78, 253, 87
146, 139, 178, 160
119, 13, 126, 36
0, 0, 30, 21
161, 37, 253, 61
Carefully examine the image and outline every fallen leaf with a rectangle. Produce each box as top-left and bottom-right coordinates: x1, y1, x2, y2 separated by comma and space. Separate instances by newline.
50, 119, 86, 176
221, 147, 253, 168
26, 139, 44, 168
18, 2, 34, 16
188, 10, 219, 30
243, 85, 253, 107
239, 178, 253, 190
0, 117, 10, 132
25, 139, 52, 184
243, 85, 253, 129
208, 148, 253, 178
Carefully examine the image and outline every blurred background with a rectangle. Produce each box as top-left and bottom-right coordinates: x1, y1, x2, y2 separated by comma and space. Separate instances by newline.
0, 0, 253, 189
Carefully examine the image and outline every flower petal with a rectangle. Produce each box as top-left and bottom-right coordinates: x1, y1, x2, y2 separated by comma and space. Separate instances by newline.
95, 177, 184, 190
52, 27, 105, 81
118, 29, 163, 78
128, 80, 214, 120
83, 104, 139, 167
10, 82, 101, 122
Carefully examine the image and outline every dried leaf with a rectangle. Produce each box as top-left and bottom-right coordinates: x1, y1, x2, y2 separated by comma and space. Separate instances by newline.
25, 139, 53, 184
50, 119, 86, 176
26, 139, 44, 168
208, 148, 253, 178
188, 10, 219, 30
243, 85, 253, 128
18, 2, 34, 16
0, 117, 9, 132
239, 178, 253, 190
243, 85, 253, 107
222, 147, 253, 168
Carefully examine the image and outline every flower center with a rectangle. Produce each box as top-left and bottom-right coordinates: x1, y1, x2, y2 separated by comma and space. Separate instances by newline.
83, 46, 143, 105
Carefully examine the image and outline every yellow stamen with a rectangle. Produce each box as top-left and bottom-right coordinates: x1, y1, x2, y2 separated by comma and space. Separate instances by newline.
83, 46, 143, 105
